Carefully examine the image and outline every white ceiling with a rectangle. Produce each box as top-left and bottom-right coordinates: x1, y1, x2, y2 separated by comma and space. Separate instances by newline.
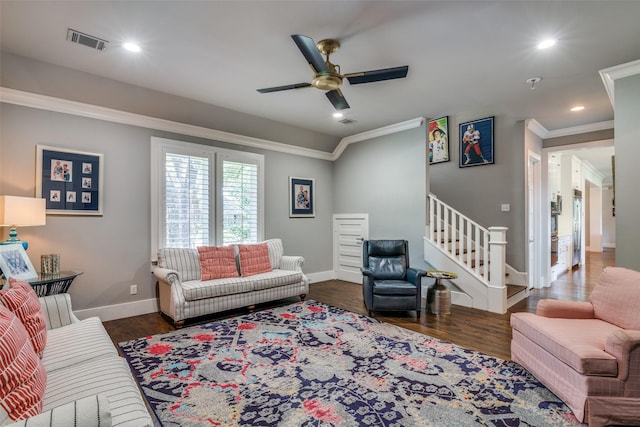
1, 0, 638, 180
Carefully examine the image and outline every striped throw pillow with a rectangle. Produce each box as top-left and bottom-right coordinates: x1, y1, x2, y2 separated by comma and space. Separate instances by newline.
238, 243, 272, 277
0, 279, 47, 358
197, 246, 239, 280
0, 305, 46, 424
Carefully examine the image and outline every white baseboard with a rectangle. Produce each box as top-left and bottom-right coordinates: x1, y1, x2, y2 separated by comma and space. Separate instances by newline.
74, 298, 159, 322
603, 243, 616, 249
306, 270, 335, 283
76, 270, 336, 322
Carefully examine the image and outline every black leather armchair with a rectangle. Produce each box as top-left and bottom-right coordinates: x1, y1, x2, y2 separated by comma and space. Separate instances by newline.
361, 240, 427, 317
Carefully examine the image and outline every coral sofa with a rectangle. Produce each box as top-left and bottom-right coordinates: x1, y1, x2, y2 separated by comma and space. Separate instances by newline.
0, 286, 152, 426
511, 266, 640, 426
153, 238, 309, 327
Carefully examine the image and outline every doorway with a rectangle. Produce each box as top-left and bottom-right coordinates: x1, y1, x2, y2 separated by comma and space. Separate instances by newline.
527, 151, 542, 289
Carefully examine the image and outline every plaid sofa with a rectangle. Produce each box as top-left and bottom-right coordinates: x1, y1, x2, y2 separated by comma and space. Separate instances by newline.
153, 239, 309, 327
4, 294, 152, 427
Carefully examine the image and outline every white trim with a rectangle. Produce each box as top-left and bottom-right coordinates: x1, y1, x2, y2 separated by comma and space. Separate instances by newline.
306, 270, 335, 284
526, 119, 548, 139
74, 271, 336, 321
0, 87, 334, 161
331, 117, 426, 160
74, 297, 159, 322
1, 87, 614, 159
599, 59, 640, 106
546, 121, 614, 139
0, 87, 426, 161
527, 118, 614, 139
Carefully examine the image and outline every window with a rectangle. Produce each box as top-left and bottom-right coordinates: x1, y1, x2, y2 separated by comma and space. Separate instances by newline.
151, 137, 264, 259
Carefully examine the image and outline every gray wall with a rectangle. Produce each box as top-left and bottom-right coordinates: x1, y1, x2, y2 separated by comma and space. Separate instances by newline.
1, 52, 339, 153
614, 73, 640, 270
0, 104, 335, 312
428, 114, 527, 271
333, 125, 429, 270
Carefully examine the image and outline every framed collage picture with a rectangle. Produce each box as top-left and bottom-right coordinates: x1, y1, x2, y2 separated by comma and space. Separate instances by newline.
36, 145, 104, 215
289, 177, 314, 218
428, 116, 449, 164
459, 116, 494, 167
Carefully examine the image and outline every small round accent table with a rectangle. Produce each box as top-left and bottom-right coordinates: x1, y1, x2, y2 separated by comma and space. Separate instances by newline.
28, 271, 83, 297
426, 270, 458, 315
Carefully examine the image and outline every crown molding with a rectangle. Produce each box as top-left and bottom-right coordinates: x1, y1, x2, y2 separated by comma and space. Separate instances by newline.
0, 87, 334, 161
0, 87, 426, 162
331, 117, 426, 160
599, 59, 640, 106
526, 119, 548, 139
526, 118, 613, 139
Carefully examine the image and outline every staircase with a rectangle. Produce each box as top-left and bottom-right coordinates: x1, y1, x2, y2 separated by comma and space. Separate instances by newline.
424, 193, 528, 314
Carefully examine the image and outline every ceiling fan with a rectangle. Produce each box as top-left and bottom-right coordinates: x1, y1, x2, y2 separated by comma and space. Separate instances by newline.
257, 34, 409, 111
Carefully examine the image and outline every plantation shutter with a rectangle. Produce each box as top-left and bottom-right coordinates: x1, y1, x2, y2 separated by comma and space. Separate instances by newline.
164, 152, 210, 248
221, 160, 258, 245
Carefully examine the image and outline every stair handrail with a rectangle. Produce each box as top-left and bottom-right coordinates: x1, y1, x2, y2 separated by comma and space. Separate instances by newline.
427, 193, 506, 290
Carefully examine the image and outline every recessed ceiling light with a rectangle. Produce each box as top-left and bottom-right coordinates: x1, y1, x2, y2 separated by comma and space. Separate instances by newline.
537, 39, 557, 50
123, 42, 141, 53
570, 106, 585, 112
333, 112, 344, 119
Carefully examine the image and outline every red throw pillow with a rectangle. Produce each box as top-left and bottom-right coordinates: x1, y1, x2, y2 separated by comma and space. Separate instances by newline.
238, 243, 272, 277
0, 305, 46, 422
0, 279, 47, 358
197, 246, 239, 280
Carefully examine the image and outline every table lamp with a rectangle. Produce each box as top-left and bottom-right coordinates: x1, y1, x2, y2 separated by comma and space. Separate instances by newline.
0, 195, 46, 250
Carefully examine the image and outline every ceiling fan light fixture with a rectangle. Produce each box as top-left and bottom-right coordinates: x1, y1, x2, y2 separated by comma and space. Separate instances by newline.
312, 72, 343, 91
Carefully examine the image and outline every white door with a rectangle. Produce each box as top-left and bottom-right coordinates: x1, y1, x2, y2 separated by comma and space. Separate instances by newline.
333, 213, 369, 283
527, 151, 542, 288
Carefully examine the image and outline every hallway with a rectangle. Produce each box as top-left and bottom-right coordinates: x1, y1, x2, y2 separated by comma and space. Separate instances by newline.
512, 248, 616, 313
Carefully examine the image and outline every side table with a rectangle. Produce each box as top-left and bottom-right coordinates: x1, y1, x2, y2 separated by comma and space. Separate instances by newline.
426, 270, 458, 315
28, 271, 83, 297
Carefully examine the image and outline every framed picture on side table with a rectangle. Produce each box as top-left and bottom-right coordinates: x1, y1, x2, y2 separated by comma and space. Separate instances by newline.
289, 177, 315, 218
0, 244, 38, 282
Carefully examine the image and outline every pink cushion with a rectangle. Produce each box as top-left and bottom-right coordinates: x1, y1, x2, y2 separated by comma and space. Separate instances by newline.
238, 243, 272, 277
511, 312, 619, 376
0, 279, 47, 358
0, 305, 46, 422
590, 266, 640, 329
197, 246, 239, 280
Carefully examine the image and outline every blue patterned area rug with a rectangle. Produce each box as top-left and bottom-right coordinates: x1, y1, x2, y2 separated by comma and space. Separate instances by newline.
119, 300, 583, 426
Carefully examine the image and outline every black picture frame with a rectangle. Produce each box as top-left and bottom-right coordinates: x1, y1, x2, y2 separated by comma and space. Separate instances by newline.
36, 145, 104, 215
459, 116, 494, 167
428, 116, 450, 164
289, 177, 314, 218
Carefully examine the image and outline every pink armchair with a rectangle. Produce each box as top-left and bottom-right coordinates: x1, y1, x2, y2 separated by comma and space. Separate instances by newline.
511, 266, 640, 427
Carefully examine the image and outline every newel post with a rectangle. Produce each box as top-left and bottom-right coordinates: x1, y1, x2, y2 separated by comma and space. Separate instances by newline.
488, 226, 508, 313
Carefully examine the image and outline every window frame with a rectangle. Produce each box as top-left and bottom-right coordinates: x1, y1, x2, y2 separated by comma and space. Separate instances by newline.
150, 136, 264, 260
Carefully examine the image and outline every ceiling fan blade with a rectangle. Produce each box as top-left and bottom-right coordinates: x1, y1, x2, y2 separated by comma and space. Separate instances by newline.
326, 89, 350, 111
345, 65, 409, 85
291, 34, 329, 74
257, 83, 312, 93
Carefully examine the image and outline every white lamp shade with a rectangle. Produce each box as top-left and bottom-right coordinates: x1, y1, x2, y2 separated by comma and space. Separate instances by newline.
0, 195, 46, 227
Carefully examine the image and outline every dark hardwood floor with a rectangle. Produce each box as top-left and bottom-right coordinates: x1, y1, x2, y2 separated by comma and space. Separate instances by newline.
104, 249, 615, 361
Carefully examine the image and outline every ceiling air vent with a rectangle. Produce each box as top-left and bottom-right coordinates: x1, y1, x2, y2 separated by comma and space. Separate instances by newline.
66, 29, 108, 51
339, 118, 358, 125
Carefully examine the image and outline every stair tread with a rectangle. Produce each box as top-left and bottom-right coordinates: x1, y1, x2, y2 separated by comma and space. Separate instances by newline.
506, 284, 527, 298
